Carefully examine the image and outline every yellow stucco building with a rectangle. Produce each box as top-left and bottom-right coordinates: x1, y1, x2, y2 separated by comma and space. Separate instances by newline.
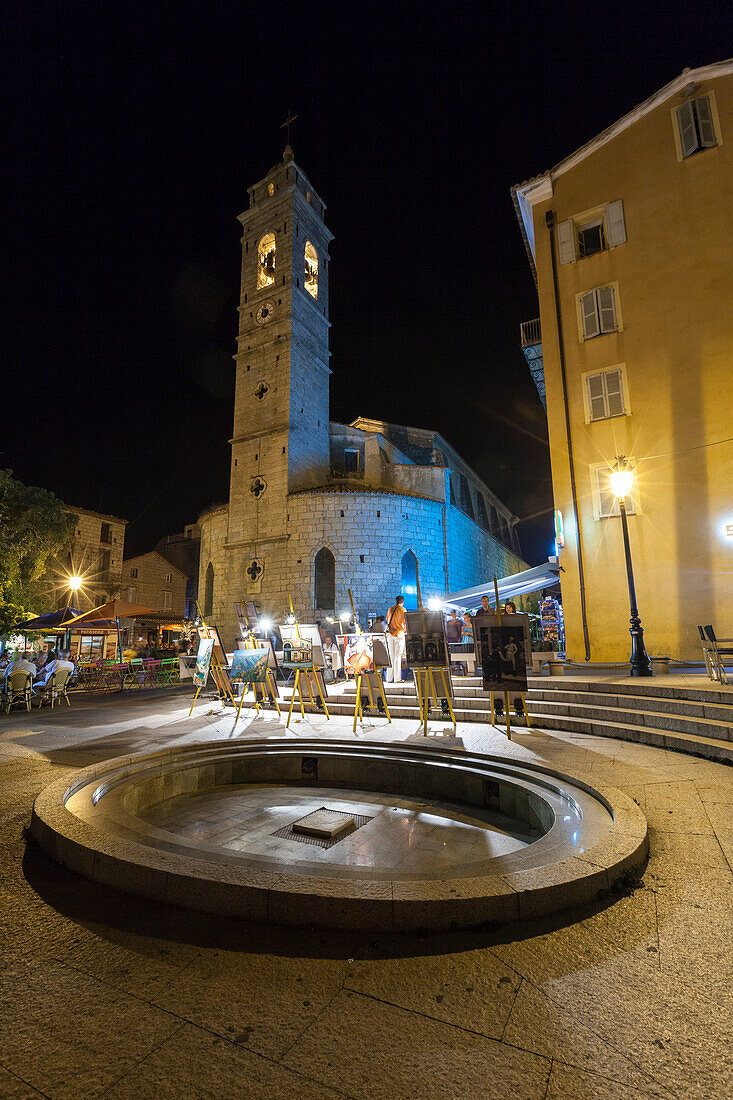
513, 60, 733, 664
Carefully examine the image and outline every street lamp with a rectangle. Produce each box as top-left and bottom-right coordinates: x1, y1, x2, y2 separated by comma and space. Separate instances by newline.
610, 456, 652, 677
68, 575, 83, 593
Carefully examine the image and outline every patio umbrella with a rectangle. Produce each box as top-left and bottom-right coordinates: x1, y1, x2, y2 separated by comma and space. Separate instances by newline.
70, 599, 159, 689
14, 606, 83, 631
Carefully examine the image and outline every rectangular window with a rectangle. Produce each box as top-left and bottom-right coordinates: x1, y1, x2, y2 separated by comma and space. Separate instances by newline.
130, 567, 138, 578
578, 285, 618, 340
127, 586, 138, 602
584, 366, 627, 422
577, 219, 605, 258
592, 464, 637, 519
344, 449, 359, 473
557, 200, 626, 264
100, 523, 111, 544
676, 96, 718, 158
165, 572, 172, 583
162, 591, 172, 610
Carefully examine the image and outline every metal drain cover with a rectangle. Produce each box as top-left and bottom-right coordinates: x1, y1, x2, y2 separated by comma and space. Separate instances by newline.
292, 807, 355, 839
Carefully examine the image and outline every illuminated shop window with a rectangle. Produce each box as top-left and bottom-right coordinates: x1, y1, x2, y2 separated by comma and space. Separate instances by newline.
304, 241, 318, 299
257, 233, 276, 289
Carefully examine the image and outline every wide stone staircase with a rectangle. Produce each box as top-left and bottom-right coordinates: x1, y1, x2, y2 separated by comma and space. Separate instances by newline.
322, 675, 733, 764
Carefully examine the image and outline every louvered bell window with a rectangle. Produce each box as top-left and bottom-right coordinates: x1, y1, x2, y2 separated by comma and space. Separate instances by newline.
579, 286, 618, 339
586, 368, 626, 421
676, 96, 717, 159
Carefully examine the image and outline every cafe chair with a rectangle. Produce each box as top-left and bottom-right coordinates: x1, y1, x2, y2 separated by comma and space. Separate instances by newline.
39, 668, 72, 709
697, 625, 715, 680
3, 670, 33, 713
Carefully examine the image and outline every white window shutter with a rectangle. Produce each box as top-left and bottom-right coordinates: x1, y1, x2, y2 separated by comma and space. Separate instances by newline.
695, 96, 717, 147
604, 368, 625, 416
596, 468, 618, 518
557, 220, 576, 264
677, 100, 699, 157
587, 374, 607, 420
580, 291, 600, 339
597, 285, 617, 332
604, 200, 626, 247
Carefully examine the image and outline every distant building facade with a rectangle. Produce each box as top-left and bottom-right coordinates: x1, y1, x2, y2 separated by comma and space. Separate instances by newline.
60, 506, 128, 610
121, 552, 187, 617
156, 524, 201, 619
512, 60, 733, 662
199, 146, 525, 647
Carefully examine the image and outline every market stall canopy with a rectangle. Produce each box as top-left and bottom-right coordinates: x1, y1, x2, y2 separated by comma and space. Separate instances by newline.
443, 559, 562, 611
69, 599, 158, 625
14, 606, 83, 631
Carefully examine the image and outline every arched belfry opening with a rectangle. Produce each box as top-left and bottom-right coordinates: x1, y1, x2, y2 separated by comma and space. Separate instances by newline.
314, 547, 335, 612
204, 562, 214, 617
401, 550, 419, 611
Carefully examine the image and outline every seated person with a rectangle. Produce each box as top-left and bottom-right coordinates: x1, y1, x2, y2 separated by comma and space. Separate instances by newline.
319, 627, 344, 679
3, 654, 37, 683
33, 649, 75, 695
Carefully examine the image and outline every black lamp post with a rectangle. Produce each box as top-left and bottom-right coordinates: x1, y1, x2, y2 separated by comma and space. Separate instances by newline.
610, 457, 652, 677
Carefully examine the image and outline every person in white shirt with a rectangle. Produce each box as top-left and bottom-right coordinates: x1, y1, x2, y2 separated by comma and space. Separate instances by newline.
3, 656, 37, 682
33, 650, 75, 695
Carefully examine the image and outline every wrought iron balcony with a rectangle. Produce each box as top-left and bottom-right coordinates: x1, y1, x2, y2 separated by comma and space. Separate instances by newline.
520, 318, 545, 409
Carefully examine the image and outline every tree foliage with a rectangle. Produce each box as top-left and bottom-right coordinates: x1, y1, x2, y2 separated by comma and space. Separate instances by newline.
0, 470, 75, 635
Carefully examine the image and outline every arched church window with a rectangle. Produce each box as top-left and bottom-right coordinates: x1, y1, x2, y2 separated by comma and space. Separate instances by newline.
257, 233, 276, 289
401, 550, 418, 611
204, 562, 214, 617
304, 241, 318, 299
314, 547, 335, 611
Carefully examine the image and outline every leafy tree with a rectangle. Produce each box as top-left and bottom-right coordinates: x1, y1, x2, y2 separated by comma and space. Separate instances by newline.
0, 470, 76, 635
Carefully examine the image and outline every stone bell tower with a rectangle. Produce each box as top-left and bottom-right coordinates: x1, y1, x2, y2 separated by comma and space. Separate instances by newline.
226, 144, 333, 600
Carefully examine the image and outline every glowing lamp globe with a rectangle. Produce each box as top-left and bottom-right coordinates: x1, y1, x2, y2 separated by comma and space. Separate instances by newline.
68, 576, 83, 591
258, 617, 272, 633
427, 598, 443, 611
610, 465, 633, 500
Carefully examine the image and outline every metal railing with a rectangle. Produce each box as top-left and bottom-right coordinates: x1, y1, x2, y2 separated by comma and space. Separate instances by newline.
520, 318, 541, 346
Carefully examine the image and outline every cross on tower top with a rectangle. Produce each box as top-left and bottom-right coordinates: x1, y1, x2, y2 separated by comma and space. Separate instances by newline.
280, 110, 298, 149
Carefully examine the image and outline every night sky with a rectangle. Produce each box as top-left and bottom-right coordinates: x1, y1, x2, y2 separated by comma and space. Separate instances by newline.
5, 2, 727, 563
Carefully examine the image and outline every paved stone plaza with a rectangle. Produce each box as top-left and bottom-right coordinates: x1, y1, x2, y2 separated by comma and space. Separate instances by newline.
0, 689, 731, 1098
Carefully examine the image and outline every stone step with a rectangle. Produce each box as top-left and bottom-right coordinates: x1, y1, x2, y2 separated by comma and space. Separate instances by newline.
526, 711, 733, 765
525, 687, 733, 723
523, 696, 733, 741
526, 676, 733, 705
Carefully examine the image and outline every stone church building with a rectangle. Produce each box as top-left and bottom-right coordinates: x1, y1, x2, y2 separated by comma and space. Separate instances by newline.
199, 146, 525, 646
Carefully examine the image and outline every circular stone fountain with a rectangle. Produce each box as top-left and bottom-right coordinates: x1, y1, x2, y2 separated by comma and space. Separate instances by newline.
32, 739, 647, 931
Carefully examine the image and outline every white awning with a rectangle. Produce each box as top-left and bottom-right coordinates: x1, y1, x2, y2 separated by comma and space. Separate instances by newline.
443, 560, 561, 610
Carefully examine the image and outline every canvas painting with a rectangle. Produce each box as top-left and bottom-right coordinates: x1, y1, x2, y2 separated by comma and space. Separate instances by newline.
282, 637, 314, 668
475, 613, 530, 694
229, 648, 269, 684
343, 633, 373, 675
192, 637, 214, 688
405, 610, 449, 668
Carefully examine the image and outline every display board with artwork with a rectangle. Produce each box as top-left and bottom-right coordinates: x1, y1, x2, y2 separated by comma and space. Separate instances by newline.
229, 648, 269, 684
342, 633, 373, 675
404, 610, 449, 668
192, 637, 214, 689
475, 613, 531, 694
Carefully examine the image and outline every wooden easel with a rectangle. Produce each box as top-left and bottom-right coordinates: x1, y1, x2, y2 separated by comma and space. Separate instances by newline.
188, 604, 237, 716
413, 563, 457, 736
346, 588, 391, 733
284, 594, 331, 728
232, 629, 281, 726
487, 577, 531, 740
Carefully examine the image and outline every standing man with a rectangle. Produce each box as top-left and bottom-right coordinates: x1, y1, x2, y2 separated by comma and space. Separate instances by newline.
385, 595, 406, 683
445, 609, 462, 644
